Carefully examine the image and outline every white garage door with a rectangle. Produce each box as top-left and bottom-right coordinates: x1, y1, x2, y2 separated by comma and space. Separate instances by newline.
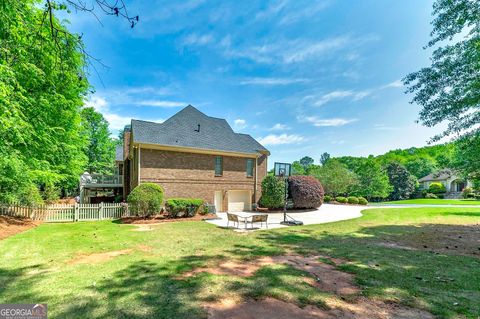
228, 190, 251, 212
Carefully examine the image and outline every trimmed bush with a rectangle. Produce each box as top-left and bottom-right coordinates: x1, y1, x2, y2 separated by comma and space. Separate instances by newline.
324, 195, 332, 203
347, 196, 359, 204
259, 175, 285, 209
336, 196, 347, 203
425, 193, 437, 199
165, 198, 204, 218
358, 197, 368, 205
288, 175, 324, 209
462, 187, 473, 199
428, 182, 446, 194
127, 183, 164, 217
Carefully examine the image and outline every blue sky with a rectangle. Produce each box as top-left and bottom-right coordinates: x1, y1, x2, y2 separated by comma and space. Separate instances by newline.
66, 0, 445, 166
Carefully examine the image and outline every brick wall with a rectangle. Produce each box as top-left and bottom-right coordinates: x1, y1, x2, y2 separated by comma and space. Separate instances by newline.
138, 148, 267, 211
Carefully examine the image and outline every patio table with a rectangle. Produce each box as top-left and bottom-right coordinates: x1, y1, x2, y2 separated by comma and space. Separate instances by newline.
229, 212, 268, 228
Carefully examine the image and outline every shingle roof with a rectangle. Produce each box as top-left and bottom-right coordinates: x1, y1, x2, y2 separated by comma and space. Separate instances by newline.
418, 169, 454, 182
131, 105, 269, 155
115, 145, 124, 161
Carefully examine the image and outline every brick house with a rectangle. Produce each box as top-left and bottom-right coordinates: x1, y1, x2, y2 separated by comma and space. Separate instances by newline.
121, 105, 270, 212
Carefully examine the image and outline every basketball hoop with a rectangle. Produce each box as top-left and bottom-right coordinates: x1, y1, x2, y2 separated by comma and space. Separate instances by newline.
273, 162, 303, 226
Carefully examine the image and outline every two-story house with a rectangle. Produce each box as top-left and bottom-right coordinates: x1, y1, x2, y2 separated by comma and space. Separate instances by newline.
121, 105, 270, 212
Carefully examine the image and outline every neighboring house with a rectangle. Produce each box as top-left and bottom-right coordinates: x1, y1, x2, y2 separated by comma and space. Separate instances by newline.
418, 169, 472, 198
121, 105, 270, 212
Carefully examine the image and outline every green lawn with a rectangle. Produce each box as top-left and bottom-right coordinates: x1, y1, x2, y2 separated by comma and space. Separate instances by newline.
377, 198, 480, 205
1, 207, 480, 318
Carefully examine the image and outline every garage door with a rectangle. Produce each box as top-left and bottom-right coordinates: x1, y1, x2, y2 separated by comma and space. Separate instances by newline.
228, 190, 251, 212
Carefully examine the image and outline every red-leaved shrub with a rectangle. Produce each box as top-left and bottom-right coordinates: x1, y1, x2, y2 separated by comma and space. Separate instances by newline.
288, 175, 324, 209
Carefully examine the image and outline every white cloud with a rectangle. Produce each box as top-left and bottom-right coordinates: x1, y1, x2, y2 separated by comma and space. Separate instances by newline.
283, 36, 350, 63
255, 0, 288, 20
85, 96, 131, 131
258, 134, 304, 145
373, 124, 399, 131
182, 33, 213, 46
382, 79, 403, 89
278, 1, 330, 25
269, 123, 290, 131
84, 96, 165, 132
222, 36, 353, 65
135, 100, 187, 107
300, 116, 357, 127
234, 118, 247, 129
239, 77, 309, 85
314, 90, 371, 106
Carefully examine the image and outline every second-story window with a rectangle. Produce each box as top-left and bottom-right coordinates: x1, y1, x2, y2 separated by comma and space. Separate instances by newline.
215, 156, 223, 176
246, 159, 254, 177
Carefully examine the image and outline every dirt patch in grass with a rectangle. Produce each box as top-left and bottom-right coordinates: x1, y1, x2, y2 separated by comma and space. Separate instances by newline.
205, 296, 434, 319
380, 224, 480, 258
68, 249, 132, 265
197, 254, 433, 318
121, 213, 217, 225
181, 254, 358, 296
0, 216, 40, 240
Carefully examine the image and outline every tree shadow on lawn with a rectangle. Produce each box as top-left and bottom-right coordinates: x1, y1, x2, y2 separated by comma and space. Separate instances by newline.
52, 255, 217, 319
2, 222, 479, 318
256, 223, 480, 318
0, 264, 51, 304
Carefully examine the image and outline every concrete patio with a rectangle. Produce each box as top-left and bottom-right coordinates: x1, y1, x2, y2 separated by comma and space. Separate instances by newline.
205, 204, 366, 231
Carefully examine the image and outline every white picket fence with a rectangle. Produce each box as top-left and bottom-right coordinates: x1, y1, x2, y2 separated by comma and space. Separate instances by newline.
0, 202, 130, 223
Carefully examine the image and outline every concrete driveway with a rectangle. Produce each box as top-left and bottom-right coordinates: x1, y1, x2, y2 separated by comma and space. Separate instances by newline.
205, 204, 366, 231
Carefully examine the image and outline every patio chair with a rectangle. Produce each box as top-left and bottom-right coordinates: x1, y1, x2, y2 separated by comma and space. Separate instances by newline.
247, 214, 268, 229
226, 213, 241, 228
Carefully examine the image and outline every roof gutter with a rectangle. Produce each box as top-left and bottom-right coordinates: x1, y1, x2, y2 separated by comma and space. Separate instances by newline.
134, 142, 268, 158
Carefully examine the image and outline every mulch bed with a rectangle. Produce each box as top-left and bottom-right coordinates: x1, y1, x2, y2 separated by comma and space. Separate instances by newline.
120, 213, 218, 224
0, 215, 40, 240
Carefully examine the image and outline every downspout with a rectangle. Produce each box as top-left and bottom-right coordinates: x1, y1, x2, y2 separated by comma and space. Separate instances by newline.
137, 146, 141, 186
254, 156, 258, 204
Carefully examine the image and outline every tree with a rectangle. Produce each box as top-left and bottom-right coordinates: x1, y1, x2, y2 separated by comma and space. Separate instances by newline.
386, 162, 417, 200
80, 107, 116, 174
319, 152, 331, 165
404, 0, 479, 141
311, 159, 358, 197
405, 157, 437, 179
453, 132, 480, 181
259, 175, 285, 209
0, 0, 89, 201
291, 161, 305, 175
349, 158, 393, 200
299, 156, 314, 170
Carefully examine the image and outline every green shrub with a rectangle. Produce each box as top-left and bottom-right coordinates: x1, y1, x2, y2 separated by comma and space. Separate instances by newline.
425, 193, 437, 199
127, 183, 164, 217
324, 195, 332, 203
347, 196, 359, 204
428, 182, 446, 194
288, 175, 324, 209
259, 175, 285, 209
462, 187, 473, 199
336, 196, 347, 203
358, 197, 368, 205
165, 198, 204, 218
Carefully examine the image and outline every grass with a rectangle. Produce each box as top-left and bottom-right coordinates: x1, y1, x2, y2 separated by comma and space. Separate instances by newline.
1, 207, 480, 318
376, 198, 480, 205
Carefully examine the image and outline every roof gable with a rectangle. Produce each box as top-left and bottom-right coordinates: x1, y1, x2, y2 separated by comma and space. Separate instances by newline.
418, 169, 454, 182
131, 105, 269, 155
